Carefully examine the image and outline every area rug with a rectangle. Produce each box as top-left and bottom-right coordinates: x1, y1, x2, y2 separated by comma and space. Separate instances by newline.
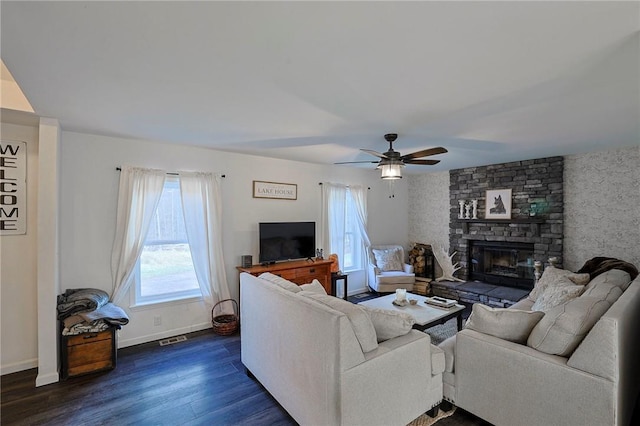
424, 318, 458, 345
407, 407, 456, 426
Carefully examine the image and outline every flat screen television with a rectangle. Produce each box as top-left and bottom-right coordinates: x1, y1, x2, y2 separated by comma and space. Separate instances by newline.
259, 221, 316, 264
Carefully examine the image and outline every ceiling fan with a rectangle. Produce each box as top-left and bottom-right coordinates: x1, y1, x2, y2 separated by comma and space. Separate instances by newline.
336, 133, 448, 179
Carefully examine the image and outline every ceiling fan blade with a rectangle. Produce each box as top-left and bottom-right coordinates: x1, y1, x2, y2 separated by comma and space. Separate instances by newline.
404, 159, 441, 165
400, 147, 448, 161
361, 149, 389, 159
334, 160, 379, 165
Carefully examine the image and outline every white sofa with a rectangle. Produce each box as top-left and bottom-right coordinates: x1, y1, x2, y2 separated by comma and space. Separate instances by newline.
240, 272, 444, 426
367, 244, 416, 293
439, 268, 640, 426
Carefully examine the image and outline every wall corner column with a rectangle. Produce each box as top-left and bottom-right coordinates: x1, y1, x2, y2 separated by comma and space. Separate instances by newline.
35, 117, 61, 387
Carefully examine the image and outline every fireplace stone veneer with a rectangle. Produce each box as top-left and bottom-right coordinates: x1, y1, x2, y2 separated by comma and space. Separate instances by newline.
449, 157, 564, 283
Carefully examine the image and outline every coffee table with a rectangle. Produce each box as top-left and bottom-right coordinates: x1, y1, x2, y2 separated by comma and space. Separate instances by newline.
359, 292, 466, 332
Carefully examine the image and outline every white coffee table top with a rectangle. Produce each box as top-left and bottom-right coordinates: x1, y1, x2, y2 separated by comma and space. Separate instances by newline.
359, 292, 464, 327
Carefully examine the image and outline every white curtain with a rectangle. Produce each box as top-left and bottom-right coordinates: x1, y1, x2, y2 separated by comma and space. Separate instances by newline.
110, 166, 166, 303
321, 183, 347, 263
349, 184, 371, 250
179, 171, 232, 309
321, 182, 371, 273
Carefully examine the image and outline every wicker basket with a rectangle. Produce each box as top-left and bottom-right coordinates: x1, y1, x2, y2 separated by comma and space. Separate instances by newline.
211, 299, 239, 336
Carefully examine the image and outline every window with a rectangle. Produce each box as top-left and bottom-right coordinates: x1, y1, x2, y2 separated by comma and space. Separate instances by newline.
342, 188, 364, 272
134, 177, 201, 305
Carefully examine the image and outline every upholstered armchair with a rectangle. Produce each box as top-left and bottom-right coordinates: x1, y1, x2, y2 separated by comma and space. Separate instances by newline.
367, 244, 415, 293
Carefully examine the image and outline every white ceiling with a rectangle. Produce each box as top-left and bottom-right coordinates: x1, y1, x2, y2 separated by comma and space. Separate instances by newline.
1, 1, 638, 173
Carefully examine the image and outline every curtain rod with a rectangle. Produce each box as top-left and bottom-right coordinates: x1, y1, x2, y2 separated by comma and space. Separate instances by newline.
318, 182, 370, 190
116, 167, 225, 178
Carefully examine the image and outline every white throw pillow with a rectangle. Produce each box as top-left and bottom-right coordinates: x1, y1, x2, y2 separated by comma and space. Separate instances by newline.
299, 279, 327, 295
465, 303, 545, 344
359, 305, 415, 342
529, 266, 590, 301
258, 272, 301, 293
300, 293, 378, 353
372, 248, 403, 271
531, 282, 584, 312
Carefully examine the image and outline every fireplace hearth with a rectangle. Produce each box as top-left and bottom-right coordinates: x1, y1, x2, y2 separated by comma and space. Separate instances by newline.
469, 240, 535, 290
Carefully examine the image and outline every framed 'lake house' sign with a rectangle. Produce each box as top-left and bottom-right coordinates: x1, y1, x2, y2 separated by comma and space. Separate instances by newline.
485, 188, 512, 219
253, 180, 297, 200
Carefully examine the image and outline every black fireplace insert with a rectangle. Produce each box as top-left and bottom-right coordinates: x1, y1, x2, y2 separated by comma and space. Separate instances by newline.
469, 240, 535, 290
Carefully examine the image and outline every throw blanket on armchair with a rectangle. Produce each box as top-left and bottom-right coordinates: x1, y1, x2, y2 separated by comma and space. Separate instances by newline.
576, 256, 639, 280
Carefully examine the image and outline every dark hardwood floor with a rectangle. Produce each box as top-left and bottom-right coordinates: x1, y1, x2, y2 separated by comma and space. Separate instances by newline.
2, 327, 639, 425
1, 331, 296, 426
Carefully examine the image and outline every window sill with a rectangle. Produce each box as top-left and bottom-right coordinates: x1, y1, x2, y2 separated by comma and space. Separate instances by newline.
130, 295, 203, 311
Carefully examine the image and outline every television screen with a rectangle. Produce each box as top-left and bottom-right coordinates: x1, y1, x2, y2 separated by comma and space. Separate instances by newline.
259, 222, 316, 263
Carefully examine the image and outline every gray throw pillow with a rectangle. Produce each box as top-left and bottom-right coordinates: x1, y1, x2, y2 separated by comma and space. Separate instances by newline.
465, 303, 545, 344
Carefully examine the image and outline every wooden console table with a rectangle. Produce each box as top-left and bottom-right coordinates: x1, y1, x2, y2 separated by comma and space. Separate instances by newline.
237, 259, 334, 295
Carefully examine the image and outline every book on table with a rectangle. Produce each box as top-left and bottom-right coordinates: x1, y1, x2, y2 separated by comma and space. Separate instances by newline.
425, 296, 457, 308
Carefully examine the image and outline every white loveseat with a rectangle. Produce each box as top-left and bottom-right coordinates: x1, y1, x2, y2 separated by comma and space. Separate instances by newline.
240, 272, 444, 426
439, 267, 640, 426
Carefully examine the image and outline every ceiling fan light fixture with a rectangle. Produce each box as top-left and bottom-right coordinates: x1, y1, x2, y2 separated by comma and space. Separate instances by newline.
379, 161, 403, 179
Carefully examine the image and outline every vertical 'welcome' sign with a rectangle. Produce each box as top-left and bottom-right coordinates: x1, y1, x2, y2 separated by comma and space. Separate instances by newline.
0, 141, 27, 235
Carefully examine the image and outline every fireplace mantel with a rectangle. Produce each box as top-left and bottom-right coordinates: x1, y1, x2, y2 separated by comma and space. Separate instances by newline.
454, 218, 546, 236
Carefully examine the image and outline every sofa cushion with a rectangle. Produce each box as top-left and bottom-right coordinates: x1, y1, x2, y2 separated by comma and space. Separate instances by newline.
531, 282, 584, 312
300, 293, 378, 353
258, 272, 301, 293
527, 293, 617, 357
466, 303, 545, 344
372, 247, 403, 271
583, 268, 632, 293
373, 271, 416, 285
529, 266, 590, 301
359, 304, 415, 342
299, 279, 327, 295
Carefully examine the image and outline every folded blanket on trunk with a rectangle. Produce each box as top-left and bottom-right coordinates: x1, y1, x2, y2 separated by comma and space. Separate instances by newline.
79, 302, 129, 326
576, 256, 638, 280
57, 288, 110, 320
62, 320, 111, 336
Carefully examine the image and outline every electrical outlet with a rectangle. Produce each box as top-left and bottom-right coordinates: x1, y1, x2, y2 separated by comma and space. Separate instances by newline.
153, 316, 162, 326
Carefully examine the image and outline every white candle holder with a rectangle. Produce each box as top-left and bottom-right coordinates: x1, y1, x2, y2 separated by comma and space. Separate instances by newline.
458, 200, 466, 219
395, 288, 407, 302
472, 199, 478, 219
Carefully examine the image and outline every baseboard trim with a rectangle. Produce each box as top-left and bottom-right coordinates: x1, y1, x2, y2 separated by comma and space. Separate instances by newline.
35, 371, 59, 387
118, 322, 212, 348
1, 358, 38, 376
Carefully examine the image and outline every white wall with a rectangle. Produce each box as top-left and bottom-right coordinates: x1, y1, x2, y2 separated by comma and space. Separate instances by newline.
0, 122, 39, 375
59, 131, 408, 348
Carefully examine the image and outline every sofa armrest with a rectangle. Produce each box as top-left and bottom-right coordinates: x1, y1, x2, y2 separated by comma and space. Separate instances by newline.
455, 328, 615, 426
342, 330, 440, 425
404, 263, 414, 274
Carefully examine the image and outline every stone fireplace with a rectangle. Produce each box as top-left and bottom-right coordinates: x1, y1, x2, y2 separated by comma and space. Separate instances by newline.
435, 156, 565, 305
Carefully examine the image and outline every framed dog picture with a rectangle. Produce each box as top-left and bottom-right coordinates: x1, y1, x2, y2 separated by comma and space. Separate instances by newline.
485, 189, 512, 219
